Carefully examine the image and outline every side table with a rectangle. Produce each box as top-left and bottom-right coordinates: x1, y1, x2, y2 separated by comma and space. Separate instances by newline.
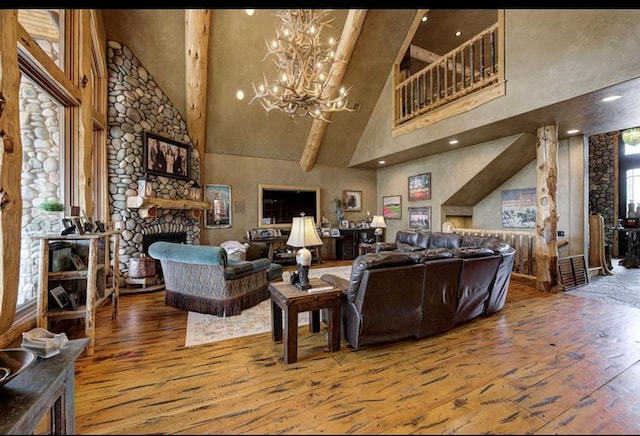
359, 242, 380, 256
268, 278, 343, 364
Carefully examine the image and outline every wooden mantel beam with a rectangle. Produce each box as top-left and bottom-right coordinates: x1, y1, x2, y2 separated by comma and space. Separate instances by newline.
299, 9, 367, 173
185, 9, 211, 182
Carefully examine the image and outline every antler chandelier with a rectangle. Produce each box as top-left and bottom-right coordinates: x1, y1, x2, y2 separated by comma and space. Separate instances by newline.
250, 9, 353, 122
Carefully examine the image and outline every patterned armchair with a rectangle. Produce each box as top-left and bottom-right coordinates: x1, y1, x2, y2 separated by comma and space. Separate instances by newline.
148, 241, 282, 317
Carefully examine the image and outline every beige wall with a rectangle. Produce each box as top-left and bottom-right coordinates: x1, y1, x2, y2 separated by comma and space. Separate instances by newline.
202, 153, 377, 253
378, 134, 588, 258
354, 9, 640, 166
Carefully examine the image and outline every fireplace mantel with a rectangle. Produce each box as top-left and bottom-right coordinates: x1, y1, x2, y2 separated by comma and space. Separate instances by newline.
127, 196, 209, 219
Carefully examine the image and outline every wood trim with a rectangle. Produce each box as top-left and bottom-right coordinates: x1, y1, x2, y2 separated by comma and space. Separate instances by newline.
0, 10, 24, 332
392, 80, 505, 138
185, 9, 211, 182
299, 9, 367, 173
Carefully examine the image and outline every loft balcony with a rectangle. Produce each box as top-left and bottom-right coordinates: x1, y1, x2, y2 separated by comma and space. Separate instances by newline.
393, 19, 504, 138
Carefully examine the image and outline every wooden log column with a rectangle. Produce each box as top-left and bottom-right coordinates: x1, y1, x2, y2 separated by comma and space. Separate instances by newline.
534, 125, 560, 292
185, 9, 210, 181
0, 10, 23, 331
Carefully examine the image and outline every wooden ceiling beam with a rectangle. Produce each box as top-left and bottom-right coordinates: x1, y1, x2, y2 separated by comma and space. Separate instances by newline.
299, 9, 367, 173
185, 9, 211, 182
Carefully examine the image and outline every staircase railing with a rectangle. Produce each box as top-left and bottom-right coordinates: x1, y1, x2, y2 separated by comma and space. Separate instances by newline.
454, 227, 535, 279
395, 23, 500, 125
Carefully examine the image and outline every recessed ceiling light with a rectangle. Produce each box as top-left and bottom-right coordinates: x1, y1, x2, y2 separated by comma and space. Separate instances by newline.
378, 160, 386, 165
454, 31, 462, 37
566, 129, 580, 134
246, 9, 254, 16
236, 90, 245, 100
602, 94, 621, 102
449, 139, 459, 145
421, 15, 428, 23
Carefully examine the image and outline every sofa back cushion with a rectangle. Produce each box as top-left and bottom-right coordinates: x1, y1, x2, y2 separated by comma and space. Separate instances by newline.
149, 241, 228, 266
354, 264, 425, 347
454, 255, 502, 325
461, 235, 513, 254
428, 232, 462, 249
347, 251, 417, 301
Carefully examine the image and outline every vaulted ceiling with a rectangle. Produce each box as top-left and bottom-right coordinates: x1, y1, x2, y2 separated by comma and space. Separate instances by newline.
97, 9, 640, 172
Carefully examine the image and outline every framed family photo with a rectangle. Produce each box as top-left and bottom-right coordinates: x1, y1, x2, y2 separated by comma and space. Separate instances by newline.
205, 184, 232, 228
382, 195, 402, 219
342, 190, 362, 212
408, 172, 431, 201
143, 131, 191, 181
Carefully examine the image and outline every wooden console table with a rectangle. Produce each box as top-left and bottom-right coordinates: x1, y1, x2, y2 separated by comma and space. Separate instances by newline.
268, 278, 343, 364
0, 338, 89, 435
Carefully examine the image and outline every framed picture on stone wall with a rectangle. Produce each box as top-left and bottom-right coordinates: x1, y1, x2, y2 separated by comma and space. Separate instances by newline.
143, 131, 191, 181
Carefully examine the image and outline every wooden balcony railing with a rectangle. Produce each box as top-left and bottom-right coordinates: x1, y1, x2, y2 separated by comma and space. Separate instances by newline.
454, 227, 535, 279
395, 23, 500, 125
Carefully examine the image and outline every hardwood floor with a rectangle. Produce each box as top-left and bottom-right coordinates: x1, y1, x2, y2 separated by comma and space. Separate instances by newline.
71, 262, 640, 434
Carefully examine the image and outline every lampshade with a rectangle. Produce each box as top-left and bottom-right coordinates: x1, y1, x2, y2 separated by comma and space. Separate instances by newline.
370, 215, 387, 229
622, 128, 640, 146
287, 214, 322, 290
287, 215, 323, 249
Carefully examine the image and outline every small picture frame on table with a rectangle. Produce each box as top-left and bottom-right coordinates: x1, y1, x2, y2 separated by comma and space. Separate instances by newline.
50, 285, 72, 309
330, 228, 341, 237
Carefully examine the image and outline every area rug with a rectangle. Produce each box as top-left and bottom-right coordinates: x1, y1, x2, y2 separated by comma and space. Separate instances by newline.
184, 265, 352, 347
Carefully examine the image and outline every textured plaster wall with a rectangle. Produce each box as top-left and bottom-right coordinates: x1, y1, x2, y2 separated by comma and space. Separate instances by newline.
202, 153, 377, 250
354, 9, 640, 166
376, 137, 513, 241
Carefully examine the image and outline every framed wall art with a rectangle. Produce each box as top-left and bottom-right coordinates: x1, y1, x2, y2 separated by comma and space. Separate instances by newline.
408, 172, 431, 201
143, 131, 191, 181
205, 184, 232, 228
409, 206, 431, 231
382, 195, 402, 219
501, 188, 536, 228
342, 190, 362, 212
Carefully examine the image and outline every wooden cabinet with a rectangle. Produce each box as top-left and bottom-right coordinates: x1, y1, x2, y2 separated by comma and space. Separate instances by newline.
34, 230, 121, 356
336, 228, 376, 260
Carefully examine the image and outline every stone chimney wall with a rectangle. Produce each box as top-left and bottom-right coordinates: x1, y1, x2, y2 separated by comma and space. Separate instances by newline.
107, 41, 201, 277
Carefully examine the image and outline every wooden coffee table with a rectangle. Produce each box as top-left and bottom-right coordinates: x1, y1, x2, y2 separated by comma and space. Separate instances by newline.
268, 278, 343, 364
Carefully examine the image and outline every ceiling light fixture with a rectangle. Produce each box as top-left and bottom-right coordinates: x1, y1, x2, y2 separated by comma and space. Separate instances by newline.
622, 128, 640, 146
250, 9, 353, 122
602, 94, 621, 102
449, 139, 459, 145
566, 129, 579, 134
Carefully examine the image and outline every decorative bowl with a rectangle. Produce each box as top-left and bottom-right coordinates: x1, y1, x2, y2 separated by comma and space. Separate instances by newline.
0, 348, 37, 387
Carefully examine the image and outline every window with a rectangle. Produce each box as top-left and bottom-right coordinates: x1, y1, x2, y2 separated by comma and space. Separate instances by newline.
0, 10, 107, 345
18, 76, 65, 310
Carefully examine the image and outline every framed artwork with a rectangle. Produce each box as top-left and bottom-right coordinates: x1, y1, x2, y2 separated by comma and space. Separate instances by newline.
343, 190, 362, 212
408, 172, 431, 201
143, 131, 191, 181
205, 184, 232, 228
50, 285, 72, 309
382, 195, 402, 219
409, 206, 431, 231
501, 188, 536, 228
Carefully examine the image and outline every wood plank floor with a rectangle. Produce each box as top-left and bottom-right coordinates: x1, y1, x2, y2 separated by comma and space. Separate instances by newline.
70, 262, 640, 434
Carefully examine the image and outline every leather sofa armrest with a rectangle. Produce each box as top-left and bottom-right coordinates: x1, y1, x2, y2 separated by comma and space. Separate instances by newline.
374, 242, 397, 252
320, 273, 349, 292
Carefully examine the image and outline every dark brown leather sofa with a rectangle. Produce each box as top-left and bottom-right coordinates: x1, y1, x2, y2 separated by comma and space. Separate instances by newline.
320, 231, 516, 350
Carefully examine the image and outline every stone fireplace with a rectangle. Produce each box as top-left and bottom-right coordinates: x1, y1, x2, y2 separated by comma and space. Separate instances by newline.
106, 40, 202, 279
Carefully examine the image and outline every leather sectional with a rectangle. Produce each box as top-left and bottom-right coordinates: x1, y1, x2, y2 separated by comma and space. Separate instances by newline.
320, 231, 516, 350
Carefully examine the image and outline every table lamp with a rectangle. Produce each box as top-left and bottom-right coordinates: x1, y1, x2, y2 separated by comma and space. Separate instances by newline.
371, 215, 387, 242
287, 213, 323, 290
